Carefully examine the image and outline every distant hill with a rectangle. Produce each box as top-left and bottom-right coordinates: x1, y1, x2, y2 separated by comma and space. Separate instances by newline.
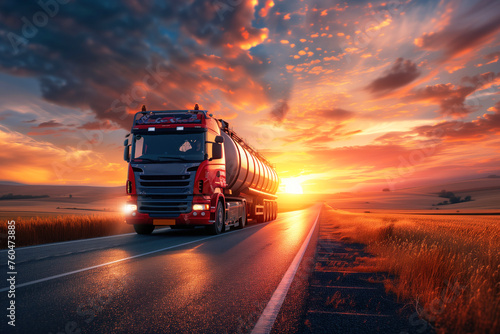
0, 184, 125, 218
0, 180, 26, 185
304, 176, 500, 212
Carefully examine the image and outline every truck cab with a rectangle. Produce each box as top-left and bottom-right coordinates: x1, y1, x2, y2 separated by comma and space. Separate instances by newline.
123, 105, 278, 235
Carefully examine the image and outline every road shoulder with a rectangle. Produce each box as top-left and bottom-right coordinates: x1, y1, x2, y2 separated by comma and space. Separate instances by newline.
298, 205, 435, 334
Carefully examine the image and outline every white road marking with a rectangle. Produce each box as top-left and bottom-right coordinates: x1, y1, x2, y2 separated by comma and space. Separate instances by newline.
251, 207, 321, 334
0, 214, 296, 292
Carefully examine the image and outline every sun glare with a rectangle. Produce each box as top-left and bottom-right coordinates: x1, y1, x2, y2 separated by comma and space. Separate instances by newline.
282, 178, 304, 194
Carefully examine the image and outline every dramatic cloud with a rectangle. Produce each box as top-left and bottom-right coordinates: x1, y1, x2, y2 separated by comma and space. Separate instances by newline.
410, 72, 500, 116
414, 0, 500, 62
377, 101, 500, 144
461, 71, 500, 88
483, 51, 500, 63
0, 1, 273, 129
269, 100, 289, 123
366, 58, 420, 94
415, 101, 500, 141
412, 84, 476, 116
259, 0, 275, 18
312, 108, 355, 121
36, 120, 63, 128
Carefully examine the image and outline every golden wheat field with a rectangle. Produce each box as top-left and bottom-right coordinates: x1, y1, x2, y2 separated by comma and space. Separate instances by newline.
0, 214, 133, 248
320, 204, 500, 334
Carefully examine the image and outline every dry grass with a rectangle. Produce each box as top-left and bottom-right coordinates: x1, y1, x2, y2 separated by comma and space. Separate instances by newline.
321, 205, 500, 334
0, 214, 133, 248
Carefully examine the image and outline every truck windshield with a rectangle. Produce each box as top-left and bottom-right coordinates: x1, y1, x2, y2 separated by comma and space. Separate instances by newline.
132, 133, 205, 162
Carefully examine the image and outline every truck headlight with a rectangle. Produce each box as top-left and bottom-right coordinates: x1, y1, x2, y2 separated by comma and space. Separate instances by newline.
192, 204, 210, 211
123, 204, 137, 214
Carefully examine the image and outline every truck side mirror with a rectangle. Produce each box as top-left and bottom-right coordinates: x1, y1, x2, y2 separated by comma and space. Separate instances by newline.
123, 138, 130, 162
215, 135, 224, 144
212, 143, 222, 160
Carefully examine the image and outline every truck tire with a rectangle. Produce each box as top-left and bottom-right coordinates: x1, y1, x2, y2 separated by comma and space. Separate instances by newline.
207, 201, 224, 235
265, 202, 270, 222
236, 205, 246, 229
262, 202, 267, 222
134, 224, 155, 235
256, 204, 264, 223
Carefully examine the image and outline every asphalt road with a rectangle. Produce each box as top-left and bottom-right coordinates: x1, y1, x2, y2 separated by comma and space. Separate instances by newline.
1, 205, 320, 334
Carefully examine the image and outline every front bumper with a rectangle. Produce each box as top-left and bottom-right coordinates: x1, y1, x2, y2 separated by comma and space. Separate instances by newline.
125, 202, 213, 226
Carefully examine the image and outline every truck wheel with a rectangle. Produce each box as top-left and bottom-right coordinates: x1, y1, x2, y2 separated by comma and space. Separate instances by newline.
236, 205, 246, 229
263, 202, 267, 222
256, 204, 264, 223
207, 201, 224, 235
265, 202, 269, 222
134, 224, 155, 235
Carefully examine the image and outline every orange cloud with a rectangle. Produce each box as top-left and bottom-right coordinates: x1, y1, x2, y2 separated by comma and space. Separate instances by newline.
259, 0, 275, 17
414, 101, 500, 141
239, 27, 269, 50
410, 72, 500, 116
35, 120, 64, 128
366, 18, 392, 32
414, 15, 500, 63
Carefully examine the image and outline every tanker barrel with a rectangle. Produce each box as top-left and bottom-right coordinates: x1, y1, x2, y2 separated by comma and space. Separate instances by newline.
222, 131, 279, 196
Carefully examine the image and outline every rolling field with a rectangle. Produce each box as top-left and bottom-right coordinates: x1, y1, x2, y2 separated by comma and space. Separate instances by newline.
0, 183, 125, 219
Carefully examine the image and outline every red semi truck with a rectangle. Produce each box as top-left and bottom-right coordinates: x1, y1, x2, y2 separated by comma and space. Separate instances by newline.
123, 105, 279, 235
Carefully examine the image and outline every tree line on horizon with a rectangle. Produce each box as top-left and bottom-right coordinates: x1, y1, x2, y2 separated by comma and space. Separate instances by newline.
0, 193, 49, 200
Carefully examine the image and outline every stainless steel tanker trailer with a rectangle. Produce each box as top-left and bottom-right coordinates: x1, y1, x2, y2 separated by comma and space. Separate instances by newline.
123, 105, 280, 235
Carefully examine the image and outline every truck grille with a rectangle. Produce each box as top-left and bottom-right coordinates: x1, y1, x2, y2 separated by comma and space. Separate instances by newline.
139, 181, 190, 187
135, 166, 197, 217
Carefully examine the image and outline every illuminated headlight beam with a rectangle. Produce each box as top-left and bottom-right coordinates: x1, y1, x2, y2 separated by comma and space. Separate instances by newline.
192, 204, 210, 211
123, 204, 137, 214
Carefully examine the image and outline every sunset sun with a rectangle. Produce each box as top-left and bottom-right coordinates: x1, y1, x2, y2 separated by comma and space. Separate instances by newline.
282, 178, 304, 194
